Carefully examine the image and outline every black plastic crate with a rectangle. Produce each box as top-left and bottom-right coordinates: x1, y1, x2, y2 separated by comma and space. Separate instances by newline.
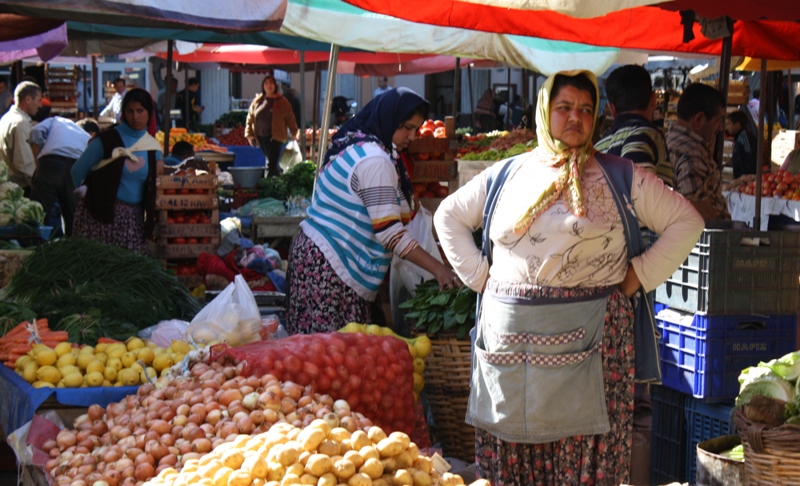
654, 229, 800, 315
651, 385, 689, 485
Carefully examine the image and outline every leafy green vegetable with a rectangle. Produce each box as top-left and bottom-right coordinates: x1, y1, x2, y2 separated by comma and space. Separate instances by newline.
0, 302, 37, 337
215, 111, 248, 127
460, 141, 536, 161
764, 352, 800, 382
283, 161, 317, 199
400, 279, 476, 339
257, 177, 288, 201
736, 372, 794, 406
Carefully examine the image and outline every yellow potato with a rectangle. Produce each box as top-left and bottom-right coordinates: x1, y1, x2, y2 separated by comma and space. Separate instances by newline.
380, 458, 398, 474
281, 474, 302, 485
305, 454, 333, 477
227, 470, 252, 486
387, 433, 410, 450
299, 451, 311, 466
412, 457, 432, 475
376, 438, 403, 458
318, 440, 341, 457
299, 473, 318, 485
359, 458, 384, 480
329, 428, 351, 443
410, 470, 432, 486
439, 472, 465, 485
367, 427, 387, 444
220, 449, 245, 470
332, 459, 356, 480
392, 470, 413, 486
242, 452, 269, 480
308, 419, 332, 437
318, 473, 337, 486
298, 427, 326, 452
350, 431, 371, 451
394, 451, 413, 469
276, 443, 302, 467
405, 444, 419, 462
342, 451, 364, 469
346, 473, 372, 486
266, 462, 286, 482
359, 446, 379, 462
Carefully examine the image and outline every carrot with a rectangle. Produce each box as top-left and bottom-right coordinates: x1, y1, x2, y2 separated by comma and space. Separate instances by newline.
0, 321, 30, 342
97, 337, 122, 344
40, 331, 68, 341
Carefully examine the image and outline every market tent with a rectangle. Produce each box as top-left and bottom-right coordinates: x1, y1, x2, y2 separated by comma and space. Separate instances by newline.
354, 58, 501, 77
0, 22, 67, 63
0, 0, 286, 32
736, 57, 800, 71
0, 13, 62, 42
345, 0, 800, 60
155, 45, 433, 66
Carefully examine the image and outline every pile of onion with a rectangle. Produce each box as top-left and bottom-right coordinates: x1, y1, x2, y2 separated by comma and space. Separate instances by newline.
46, 361, 371, 486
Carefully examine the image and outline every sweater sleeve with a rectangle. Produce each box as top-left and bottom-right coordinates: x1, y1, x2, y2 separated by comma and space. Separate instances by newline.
629, 165, 704, 292
71, 137, 104, 186
433, 168, 491, 293
352, 156, 418, 258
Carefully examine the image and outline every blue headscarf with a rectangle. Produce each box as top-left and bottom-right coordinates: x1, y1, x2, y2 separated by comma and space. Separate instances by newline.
323, 87, 429, 206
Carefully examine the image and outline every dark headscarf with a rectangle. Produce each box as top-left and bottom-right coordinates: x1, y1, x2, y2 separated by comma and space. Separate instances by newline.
322, 87, 429, 206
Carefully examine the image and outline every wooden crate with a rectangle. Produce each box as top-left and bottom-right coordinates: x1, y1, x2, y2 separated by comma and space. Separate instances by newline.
155, 194, 218, 210
157, 211, 220, 238
252, 217, 306, 239
412, 160, 458, 181
176, 274, 204, 288
157, 241, 220, 259
156, 173, 218, 190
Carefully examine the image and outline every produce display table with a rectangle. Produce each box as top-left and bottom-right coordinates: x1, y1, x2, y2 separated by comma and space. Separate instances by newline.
251, 216, 306, 246
724, 191, 800, 230
196, 151, 234, 170
0, 365, 138, 437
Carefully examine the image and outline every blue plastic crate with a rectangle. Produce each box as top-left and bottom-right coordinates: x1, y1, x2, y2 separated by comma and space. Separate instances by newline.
651, 385, 689, 485
685, 398, 735, 483
656, 305, 797, 402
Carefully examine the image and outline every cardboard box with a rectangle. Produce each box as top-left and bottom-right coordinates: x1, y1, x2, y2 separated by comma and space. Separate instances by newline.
771, 129, 800, 167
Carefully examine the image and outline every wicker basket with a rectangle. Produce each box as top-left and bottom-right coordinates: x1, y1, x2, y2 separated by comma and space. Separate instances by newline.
734, 407, 800, 484
419, 332, 475, 462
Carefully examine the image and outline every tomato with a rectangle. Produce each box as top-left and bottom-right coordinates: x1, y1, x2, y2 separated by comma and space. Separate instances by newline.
302, 362, 320, 380
175, 214, 185, 224
173, 237, 186, 244
201, 237, 210, 244
180, 189, 191, 195
166, 217, 176, 224
316, 374, 331, 392
193, 189, 206, 195
164, 189, 176, 195
186, 238, 199, 245
187, 216, 199, 224
435, 186, 449, 198
283, 354, 302, 375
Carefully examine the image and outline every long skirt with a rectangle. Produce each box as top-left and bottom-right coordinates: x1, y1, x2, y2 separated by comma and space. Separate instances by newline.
285, 229, 372, 334
474, 286, 635, 486
73, 200, 146, 254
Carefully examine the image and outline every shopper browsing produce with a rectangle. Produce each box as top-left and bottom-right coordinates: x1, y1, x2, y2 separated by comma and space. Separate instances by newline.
287, 88, 459, 334
71, 88, 162, 253
245, 75, 299, 178
434, 70, 704, 485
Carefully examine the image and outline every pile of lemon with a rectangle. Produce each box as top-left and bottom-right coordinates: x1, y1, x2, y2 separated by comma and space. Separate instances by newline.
14, 337, 195, 389
339, 323, 432, 402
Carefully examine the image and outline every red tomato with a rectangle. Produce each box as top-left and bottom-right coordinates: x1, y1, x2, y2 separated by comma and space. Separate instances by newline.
164, 189, 176, 195
186, 238, 199, 244
173, 237, 187, 244
187, 216, 199, 224
283, 355, 302, 375
166, 217, 176, 224
435, 186, 449, 198
193, 189, 206, 195
201, 237, 211, 244
175, 214, 185, 224
180, 189, 191, 195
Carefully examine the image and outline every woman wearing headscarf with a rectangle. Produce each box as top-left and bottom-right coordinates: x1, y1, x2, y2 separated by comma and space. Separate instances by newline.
71, 88, 162, 253
434, 71, 704, 485
286, 88, 459, 335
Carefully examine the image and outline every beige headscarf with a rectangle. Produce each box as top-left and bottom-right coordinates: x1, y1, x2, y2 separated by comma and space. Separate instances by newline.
513, 70, 600, 234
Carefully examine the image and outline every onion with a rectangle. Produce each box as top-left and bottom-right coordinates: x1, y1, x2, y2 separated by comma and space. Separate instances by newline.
218, 422, 239, 439
191, 438, 212, 453
92, 481, 109, 486
249, 410, 266, 425
134, 463, 154, 482
149, 419, 170, 436
236, 416, 254, 434
282, 382, 303, 401
262, 409, 279, 424
218, 389, 243, 407
90, 421, 108, 437
102, 469, 120, 486
333, 399, 351, 413
258, 391, 281, 411
147, 442, 169, 462
73, 414, 91, 429
160, 433, 175, 447
57, 430, 77, 449
78, 464, 95, 476
205, 409, 222, 426
323, 412, 340, 429
102, 449, 120, 464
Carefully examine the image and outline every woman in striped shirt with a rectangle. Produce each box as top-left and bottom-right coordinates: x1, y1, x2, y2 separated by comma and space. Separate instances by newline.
286, 88, 459, 334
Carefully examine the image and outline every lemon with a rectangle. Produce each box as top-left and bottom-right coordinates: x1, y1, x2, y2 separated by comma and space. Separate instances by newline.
36, 365, 61, 385
79, 345, 94, 355
146, 340, 159, 349
15, 355, 32, 370
171, 340, 191, 355
412, 358, 425, 375
93, 352, 108, 365
62, 372, 84, 388
84, 371, 104, 387
413, 391, 419, 402
160, 368, 170, 377
137, 347, 155, 366
58, 365, 80, 377
152, 354, 174, 372
129, 362, 144, 374
107, 357, 123, 371
94, 343, 108, 354
32, 381, 54, 388
141, 367, 156, 384
76, 353, 95, 370
121, 352, 138, 368
126, 337, 145, 351
118, 368, 140, 386
365, 324, 383, 336
56, 380, 65, 388
407, 343, 418, 359
86, 360, 105, 375
35, 349, 57, 367
22, 362, 38, 383
31, 343, 50, 354
414, 335, 432, 359
54, 342, 73, 358
106, 344, 126, 359
104, 366, 118, 382
56, 353, 76, 368
412, 373, 424, 393
102, 380, 112, 387
173, 353, 185, 363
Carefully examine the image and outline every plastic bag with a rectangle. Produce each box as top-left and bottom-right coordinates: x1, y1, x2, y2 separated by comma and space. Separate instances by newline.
390, 206, 442, 321
250, 198, 287, 217
186, 275, 262, 347
280, 139, 303, 172
138, 319, 190, 348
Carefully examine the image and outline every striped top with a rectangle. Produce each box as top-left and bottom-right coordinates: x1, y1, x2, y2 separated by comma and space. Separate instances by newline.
595, 113, 672, 186
301, 142, 417, 301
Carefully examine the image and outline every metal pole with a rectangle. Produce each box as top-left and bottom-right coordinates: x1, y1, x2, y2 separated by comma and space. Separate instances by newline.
92, 56, 98, 119
453, 57, 461, 119
789, 68, 795, 129
715, 25, 732, 169
755, 58, 767, 230
467, 64, 475, 130
161, 40, 174, 156
311, 64, 320, 162
299, 50, 306, 160
316, 44, 339, 181
183, 64, 190, 131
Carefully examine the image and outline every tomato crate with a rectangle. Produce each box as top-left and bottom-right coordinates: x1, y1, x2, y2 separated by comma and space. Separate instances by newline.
408, 137, 457, 155
685, 398, 735, 483
411, 160, 457, 180
651, 385, 689, 486
654, 229, 800, 315
157, 241, 219, 259
156, 194, 218, 210
155, 173, 218, 190
655, 303, 797, 402
157, 223, 220, 238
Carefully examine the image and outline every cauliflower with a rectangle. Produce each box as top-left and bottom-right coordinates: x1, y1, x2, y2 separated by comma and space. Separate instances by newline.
0, 161, 8, 183
14, 200, 44, 225
0, 199, 14, 226
0, 181, 23, 201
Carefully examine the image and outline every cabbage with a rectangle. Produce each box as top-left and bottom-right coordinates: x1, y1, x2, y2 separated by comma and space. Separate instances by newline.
0, 161, 8, 183
14, 200, 44, 225
0, 199, 15, 226
736, 372, 795, 406
764, 351, 800, 382
0, 181, 23, 201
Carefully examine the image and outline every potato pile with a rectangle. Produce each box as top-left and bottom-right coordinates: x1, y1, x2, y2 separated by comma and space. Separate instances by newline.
15, 338, 194, 388
143, 419, 478, 486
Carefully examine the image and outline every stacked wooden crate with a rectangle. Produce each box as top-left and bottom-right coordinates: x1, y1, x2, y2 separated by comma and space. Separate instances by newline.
408, 116, 458, 216
155, 162, 220, 288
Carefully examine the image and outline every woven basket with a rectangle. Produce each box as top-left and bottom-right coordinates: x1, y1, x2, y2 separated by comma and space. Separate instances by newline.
418, 331, 475, 462
734, 407, 800, 484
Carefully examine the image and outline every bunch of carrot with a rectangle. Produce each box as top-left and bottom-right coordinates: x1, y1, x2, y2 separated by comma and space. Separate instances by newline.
0, 319, 69, 368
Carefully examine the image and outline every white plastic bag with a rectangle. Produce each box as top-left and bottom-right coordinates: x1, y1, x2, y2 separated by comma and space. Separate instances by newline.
390, 207, 442, 320
139, 319, 190, 348
280, 139, 303, 171
187, 275, 262, 347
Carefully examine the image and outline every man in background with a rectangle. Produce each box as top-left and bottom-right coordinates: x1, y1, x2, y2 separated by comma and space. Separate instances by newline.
175, 77, 204, 131
595, 64, 671, 186
0, 77, 13, 115
725, 110, 758, 179
99, 77, 127, 122
373, 77, 392, 98
667, 83, 730, 221
29, 116, 93, 236
0, 81, 42, 195
164, 141, 195, 166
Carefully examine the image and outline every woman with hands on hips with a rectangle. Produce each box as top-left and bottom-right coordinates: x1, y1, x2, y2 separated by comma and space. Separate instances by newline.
286, 88, 459, 335
434, 70, 703, 485
245, 75, 299, 177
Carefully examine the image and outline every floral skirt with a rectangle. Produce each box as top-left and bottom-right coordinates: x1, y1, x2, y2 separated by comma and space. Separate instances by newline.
475, 284, 635, 486
73, 200, 146, 254
285, 229, 372, 334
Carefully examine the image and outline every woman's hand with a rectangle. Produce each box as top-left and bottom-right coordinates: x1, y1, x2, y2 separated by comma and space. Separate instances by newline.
433, 265, 462, 291
619, 265, 641, 298
248, 137, 258, 147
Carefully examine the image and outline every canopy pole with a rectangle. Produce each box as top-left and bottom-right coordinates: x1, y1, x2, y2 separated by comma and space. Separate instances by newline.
789, 69, 794, 129
312, 64, 320, 162
714, 21, 732, 169
183, 64, 190, 131
92, 56, 98, 119
315, 44, 339, 187
754, 58, 767, 230
299, 50, 306, 160
467, 64, 474, 130
161, 39, 174, 156
453, 57, 461, 119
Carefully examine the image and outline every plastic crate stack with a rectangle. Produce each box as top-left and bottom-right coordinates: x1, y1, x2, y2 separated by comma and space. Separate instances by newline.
155, 161, 221, 289
650, 229, 800, 484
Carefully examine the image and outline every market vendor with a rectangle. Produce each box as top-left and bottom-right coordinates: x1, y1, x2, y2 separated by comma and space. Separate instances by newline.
286, 88, 459, 334
434, 70, 703, 485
